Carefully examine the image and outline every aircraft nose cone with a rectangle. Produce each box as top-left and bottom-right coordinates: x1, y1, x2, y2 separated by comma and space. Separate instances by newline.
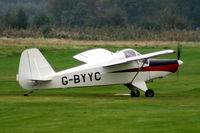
178, 60, 183, 65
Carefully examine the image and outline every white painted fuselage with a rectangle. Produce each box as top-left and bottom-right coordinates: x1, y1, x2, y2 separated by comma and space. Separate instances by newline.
22, 60, 170, 91
17, 48, 182, 95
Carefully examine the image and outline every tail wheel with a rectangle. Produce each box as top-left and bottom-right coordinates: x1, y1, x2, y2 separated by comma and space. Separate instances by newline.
145, 89, 154, 97
131, 89, 140, 97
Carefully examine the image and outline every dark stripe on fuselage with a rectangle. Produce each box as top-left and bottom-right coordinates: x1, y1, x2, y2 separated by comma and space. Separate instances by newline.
110, 59, 179, 73
149, 59, 178, 66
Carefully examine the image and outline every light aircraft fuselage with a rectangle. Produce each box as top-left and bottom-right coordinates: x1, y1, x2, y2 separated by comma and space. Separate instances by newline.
17, 48, 183, 97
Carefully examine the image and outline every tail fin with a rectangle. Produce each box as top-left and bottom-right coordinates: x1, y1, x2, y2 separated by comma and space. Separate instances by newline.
17, 48, 55, 89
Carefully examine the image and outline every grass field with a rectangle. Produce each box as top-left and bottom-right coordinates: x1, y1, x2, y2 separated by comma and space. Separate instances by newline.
0, 38, 200, 133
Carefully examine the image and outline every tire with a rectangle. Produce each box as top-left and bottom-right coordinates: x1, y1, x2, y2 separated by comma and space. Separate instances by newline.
24, 94, 29, 96
145, 89, 154, 97
131, 89, 140, 97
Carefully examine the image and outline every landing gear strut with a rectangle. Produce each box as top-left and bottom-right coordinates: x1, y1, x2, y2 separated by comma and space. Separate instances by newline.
125, 84, 155, 97
131, 89, 140, 97
145, 89, 154, 97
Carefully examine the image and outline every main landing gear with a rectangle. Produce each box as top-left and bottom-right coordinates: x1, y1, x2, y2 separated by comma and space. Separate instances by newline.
125, 84, 155, 97
24, 91, 33, 96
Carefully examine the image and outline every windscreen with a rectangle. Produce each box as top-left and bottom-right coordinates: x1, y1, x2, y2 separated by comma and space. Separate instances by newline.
123, 49, 141, 58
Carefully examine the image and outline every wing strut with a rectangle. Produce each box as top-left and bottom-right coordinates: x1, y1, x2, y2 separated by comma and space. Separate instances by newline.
131, 59, 147, 83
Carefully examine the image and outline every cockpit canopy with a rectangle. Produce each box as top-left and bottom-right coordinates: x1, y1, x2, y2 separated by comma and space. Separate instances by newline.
121, 49, 141, 58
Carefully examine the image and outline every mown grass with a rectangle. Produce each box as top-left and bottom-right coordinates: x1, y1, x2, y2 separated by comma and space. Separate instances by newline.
0, 38, 200, 133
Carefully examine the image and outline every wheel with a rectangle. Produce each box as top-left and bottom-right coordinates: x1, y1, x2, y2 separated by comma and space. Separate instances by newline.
145, 89, 154, 97
24, 94, 29, 96
131, 89, 140, 97
24, 91, 33, 96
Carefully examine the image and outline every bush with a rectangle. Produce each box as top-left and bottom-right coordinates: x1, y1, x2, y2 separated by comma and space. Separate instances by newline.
2, 28, 43, 38
157, 9, 190, 30
40, 25, 53, 36
0, 26, 200, 41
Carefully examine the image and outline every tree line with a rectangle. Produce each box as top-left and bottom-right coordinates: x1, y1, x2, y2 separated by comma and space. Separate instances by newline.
0, 0, 200, 40
1, 0, 200, 29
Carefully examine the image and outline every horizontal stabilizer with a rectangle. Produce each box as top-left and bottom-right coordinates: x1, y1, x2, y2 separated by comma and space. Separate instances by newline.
29, 77, 52, 81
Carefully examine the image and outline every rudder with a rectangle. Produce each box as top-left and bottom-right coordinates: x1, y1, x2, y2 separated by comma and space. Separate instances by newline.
17, 48, 55, 90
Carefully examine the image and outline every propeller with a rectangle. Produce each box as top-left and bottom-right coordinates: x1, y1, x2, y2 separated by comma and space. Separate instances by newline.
176, 43, 183, 79
177, 44, 182, 60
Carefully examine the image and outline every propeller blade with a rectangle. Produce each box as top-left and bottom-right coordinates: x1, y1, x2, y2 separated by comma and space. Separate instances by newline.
176, 44, 183, 79
177, 44, 182, 60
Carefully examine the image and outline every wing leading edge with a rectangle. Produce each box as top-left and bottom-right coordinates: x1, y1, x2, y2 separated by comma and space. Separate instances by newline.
103, 50, 175, 67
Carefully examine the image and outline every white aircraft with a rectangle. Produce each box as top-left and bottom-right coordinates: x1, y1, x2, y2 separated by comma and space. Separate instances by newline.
16, 48, 183, 97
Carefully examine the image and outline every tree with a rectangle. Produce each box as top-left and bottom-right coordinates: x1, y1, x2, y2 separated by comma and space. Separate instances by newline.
47, 0, 80, 24
61, 2, 88, 27
157, 8, 190, 30
33, 12, 54, 28
176, 0, 200, 28
138, 17, 157, 30
1, 10, 17, 28
16, 8, 28, 29
92, 8, 127, 27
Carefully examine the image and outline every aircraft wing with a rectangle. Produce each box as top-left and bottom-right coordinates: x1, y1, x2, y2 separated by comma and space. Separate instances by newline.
103, 50, 175, 67
73, 48, 113, 63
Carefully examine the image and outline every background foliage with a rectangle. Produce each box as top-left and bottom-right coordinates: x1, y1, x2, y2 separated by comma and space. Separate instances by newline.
0, 0, 200, 40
